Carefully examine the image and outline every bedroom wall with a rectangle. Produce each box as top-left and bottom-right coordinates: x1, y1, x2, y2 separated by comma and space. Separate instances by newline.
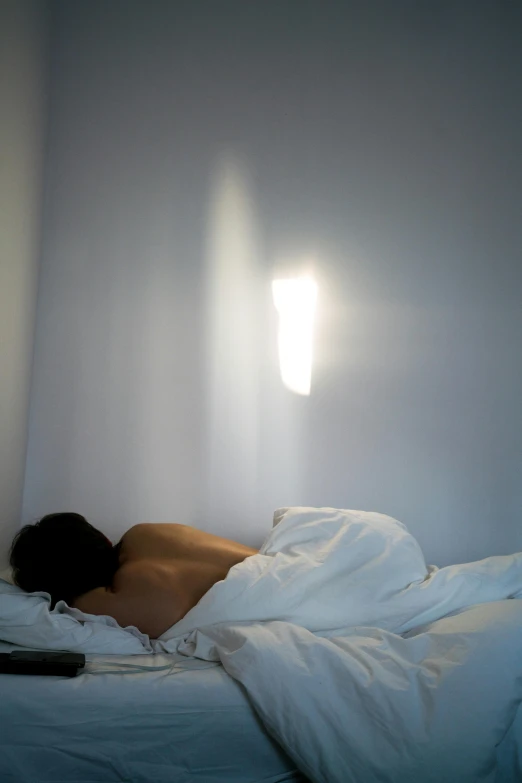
0, 0, 48, 566
22, 0, 522, 565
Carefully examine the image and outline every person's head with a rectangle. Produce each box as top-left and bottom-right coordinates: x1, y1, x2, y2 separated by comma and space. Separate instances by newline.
9, 513, 118, 608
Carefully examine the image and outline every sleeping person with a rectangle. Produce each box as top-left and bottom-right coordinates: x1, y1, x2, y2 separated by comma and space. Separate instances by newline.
11, 508, 522, 648
9, 513, 258, 639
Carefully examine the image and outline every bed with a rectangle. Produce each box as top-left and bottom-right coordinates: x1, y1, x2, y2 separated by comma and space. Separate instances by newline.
2, 506, 522, 782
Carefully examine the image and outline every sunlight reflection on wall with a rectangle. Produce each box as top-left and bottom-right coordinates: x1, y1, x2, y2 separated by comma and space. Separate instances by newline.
203, 156, 261, 529
202, 156, 309, 537
272, 277, 318, 396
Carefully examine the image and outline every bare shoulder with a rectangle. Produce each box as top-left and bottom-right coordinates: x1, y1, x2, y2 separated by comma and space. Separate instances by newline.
119, 523, 192, 562
121, 522, 188, 546
123, 522, 189, 537
120, 521, 258, 565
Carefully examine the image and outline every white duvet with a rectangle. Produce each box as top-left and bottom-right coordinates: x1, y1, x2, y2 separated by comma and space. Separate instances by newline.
190, 601, 522, 783
152, 507, 522, 782
156, 507, 522, 653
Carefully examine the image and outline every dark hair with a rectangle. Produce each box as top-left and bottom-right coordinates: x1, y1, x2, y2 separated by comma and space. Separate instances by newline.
9, 513, 119, 609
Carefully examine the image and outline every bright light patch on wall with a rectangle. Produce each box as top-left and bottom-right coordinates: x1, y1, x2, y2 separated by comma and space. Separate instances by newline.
272, 277, 318, 396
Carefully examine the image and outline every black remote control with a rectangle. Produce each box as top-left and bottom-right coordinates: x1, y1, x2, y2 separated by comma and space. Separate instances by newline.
0, 650, 86, 677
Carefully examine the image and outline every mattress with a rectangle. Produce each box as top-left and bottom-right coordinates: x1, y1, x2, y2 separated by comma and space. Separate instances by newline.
0, 641, 302, 783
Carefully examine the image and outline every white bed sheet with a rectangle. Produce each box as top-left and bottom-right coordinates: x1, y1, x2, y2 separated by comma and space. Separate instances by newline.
0, 641, 302, 783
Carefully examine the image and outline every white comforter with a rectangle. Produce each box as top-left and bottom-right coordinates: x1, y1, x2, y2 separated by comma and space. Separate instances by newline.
188, 602, 522, 783
153, 507, 522, 782
156, 507, 522, 653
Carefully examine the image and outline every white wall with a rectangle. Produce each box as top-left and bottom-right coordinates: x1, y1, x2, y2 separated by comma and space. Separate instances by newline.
23, 0, 522, 565
0, 0, 47, 566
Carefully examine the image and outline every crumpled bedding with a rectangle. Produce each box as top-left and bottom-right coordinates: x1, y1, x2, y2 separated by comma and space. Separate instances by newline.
188, 600, 522, 783
154, 507, 522, 655
6, 507, 522, 780
162, 507, 522, 782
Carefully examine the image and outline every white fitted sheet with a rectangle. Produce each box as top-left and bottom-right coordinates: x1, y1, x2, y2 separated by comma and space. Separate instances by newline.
0, 641, 302, 783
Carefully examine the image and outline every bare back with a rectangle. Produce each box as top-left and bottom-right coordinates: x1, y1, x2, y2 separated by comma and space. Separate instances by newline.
73, 524, 258, 638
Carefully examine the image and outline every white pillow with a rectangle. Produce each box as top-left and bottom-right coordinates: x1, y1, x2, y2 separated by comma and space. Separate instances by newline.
0, 579, 153, 654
